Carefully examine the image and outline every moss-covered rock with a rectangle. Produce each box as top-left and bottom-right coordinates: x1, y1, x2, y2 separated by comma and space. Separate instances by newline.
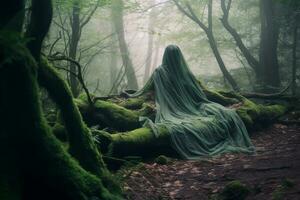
219, 180, 250, 200
154, 155, 171, 165
271, 178, 295, 200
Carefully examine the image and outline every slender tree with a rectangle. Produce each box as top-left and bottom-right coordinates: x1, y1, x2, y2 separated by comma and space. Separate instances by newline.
220, 0, 260, 79
292, 12, 299, 95
221, 0, 281, 90
173, 0, 239, 91
69, 0, 81, 97
111, 0, 138, 90
52, 0, 102, 97
143, 1, 156, 84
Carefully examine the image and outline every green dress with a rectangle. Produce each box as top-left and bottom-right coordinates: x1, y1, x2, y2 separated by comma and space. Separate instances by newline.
130, 45, 255, 159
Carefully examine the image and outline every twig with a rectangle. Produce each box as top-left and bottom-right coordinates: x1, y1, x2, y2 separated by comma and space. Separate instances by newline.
48, 32, 62, 56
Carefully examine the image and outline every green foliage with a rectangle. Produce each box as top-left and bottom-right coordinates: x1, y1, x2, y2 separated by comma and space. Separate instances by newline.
271, 178, 295, 200
219, 180, 250, 200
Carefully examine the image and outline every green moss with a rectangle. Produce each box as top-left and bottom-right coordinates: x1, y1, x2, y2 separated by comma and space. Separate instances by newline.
39, 59, 108, 177
272, 178, 295, 200
197, 80, 239, 106
77, 94, 141, 131
91, 129, 113, 154
0, 37, 121, 199
219, 180, 250, 200
281, 178, 295, 189
236, 97, 287, 129
206, 89, 239, 106
52, 123, 68, 142
93, 100, 140, 131
109, 126, 173, 157
154, 155, 170, 165
118, 98, 144, 109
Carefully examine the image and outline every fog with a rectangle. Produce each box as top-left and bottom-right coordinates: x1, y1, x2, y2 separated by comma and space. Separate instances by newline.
47, 0, 298, 95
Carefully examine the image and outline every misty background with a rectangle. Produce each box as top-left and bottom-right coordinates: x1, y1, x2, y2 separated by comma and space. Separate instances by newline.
46, 0, 299, 96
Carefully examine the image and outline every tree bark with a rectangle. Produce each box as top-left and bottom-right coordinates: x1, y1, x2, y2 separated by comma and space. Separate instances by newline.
0, 0, 24, 31
109, 12, 119, 94
26, 0, 53, 59
69, 0, 81, 97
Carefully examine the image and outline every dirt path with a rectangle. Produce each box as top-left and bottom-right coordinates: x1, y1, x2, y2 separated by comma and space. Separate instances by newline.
122, 124, 300, 200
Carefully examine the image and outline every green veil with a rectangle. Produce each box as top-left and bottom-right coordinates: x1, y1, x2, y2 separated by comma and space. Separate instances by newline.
130, 45, 255, 159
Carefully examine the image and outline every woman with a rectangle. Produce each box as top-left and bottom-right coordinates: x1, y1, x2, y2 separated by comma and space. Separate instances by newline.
129, 44, 255, 159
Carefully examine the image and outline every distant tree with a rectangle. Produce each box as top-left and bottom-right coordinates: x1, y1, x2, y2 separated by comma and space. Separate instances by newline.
111, 0, 138, 90
143, 0, 156, 84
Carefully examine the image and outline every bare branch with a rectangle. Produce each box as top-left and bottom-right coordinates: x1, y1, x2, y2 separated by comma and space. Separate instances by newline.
48, 54, 93, 106
48, 32, 62, 56
220, 0, 259, 72
80, 0, 101, 30
173, 0, 208, 32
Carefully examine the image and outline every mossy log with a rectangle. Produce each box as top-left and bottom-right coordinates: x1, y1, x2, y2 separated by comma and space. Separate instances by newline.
93, 127, 174, 158
76, 94, 155, 132
76, 87, 287, 158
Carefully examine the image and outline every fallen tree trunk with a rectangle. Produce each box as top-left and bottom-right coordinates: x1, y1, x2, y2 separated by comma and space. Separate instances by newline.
74, 87, 288, 158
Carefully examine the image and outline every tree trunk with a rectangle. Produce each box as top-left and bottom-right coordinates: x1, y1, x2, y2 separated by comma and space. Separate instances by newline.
0, 34, 121, 200
259, 0, 280, 89
69, 0, 80, 97
109, 11, 119, 94
0, 1, 121, 199
292, 15, 299, 95
151, 41, 160, 73
206, 32, 239, 90
143, 4, 155, 84
0, 0, 24, 31
220, 0, 260, 81
111, 0, 138, 90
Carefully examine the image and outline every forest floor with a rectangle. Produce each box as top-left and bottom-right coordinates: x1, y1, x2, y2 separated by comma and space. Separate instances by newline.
121, 123, 300, 200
